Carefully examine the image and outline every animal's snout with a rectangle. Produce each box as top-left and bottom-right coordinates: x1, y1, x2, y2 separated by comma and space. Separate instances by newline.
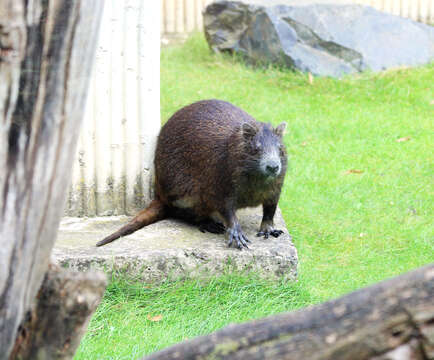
265, 162, 280, 176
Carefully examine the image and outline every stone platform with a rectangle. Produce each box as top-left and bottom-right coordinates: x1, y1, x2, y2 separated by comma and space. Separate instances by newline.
53, 208, 298, 283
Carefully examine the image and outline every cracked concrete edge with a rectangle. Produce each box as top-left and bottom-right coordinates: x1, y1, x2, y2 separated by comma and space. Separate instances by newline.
52, 246, 298, 284
53, 207, 298, 283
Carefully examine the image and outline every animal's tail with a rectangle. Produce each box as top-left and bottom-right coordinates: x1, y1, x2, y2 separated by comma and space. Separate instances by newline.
96, 199, 166, 246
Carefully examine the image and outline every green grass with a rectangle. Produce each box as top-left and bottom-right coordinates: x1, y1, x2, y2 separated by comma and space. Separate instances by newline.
75, 33, 434, 359
76, 273, 313, 359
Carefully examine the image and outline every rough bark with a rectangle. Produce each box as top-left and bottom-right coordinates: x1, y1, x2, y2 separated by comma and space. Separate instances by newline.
144, 264, 434, 360
0, 1, 103, 358
9, 265, 107, 360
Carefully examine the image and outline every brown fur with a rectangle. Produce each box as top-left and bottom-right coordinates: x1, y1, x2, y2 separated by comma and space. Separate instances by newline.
97, 99, 287, 249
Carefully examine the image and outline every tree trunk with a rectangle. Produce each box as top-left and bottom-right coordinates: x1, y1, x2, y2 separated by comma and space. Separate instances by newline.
0, 1, 103, 358
144, 264, 434, 360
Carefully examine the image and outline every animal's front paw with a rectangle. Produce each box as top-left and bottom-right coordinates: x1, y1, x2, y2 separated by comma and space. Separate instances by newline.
227, 224, 250, 250
257, 222, 284, 239
256, 229, 284, 239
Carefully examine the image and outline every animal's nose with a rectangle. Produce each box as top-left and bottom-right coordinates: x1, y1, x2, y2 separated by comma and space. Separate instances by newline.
266, 164, 280, 175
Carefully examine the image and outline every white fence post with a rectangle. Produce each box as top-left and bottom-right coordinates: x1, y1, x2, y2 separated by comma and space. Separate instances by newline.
67, 0, 160, 216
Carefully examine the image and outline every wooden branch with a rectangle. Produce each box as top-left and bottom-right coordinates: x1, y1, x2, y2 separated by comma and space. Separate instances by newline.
9, 265, 107, 360
0, 1, 103, 358
144, 264, 434, 360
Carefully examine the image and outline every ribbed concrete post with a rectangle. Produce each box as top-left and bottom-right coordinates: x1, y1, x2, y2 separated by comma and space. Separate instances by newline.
67, 0, 160, 216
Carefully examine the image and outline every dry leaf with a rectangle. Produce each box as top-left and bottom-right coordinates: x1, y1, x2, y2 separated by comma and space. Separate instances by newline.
396, 137, 411, 142
430, 100, 434, 105
344, 169, 363, 175
308, 72, 314, 85
301, 141, 308, 146
147, 314, 163, 322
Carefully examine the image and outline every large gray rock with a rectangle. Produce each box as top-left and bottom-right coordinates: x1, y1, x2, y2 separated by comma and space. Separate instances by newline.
204, 1, 434, 77
53, 208, 298, 283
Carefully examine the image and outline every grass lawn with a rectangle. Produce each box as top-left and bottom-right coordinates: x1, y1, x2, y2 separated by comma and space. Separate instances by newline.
75, 34, 433, 359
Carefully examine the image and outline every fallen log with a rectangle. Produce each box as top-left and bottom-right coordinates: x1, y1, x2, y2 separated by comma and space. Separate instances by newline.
9, 265, 107, 360
144, 264, 434, 360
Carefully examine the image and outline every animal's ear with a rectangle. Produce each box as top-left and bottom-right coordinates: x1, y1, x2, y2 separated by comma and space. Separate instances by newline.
242, 122, 257, 140
274, 122, 287, 138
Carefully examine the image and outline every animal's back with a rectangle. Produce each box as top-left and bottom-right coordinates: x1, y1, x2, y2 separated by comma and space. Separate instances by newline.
157, 99, 254, 152
155, 100, 254, 214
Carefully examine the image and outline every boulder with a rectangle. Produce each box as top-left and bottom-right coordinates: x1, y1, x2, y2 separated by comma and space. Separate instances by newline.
204, 0, 434, 77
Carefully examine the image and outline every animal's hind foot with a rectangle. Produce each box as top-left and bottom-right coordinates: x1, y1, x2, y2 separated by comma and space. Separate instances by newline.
199, 220, 226, 234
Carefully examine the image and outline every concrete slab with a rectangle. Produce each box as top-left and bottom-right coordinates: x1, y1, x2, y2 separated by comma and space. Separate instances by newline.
53, 208, 298, 283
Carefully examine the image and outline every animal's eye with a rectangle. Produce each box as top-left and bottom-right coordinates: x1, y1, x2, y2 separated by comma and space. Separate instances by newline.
254, 142, 262, 151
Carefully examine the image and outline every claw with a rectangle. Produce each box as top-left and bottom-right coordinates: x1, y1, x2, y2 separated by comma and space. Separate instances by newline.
257, 228, 284, 239
256, 230, 269, 238
239, 236, 249, 249
227, 224, 250, 250
270, 229, 284, 238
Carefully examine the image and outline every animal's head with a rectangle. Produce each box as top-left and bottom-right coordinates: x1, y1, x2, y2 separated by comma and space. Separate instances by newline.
241, 121, 287, 179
